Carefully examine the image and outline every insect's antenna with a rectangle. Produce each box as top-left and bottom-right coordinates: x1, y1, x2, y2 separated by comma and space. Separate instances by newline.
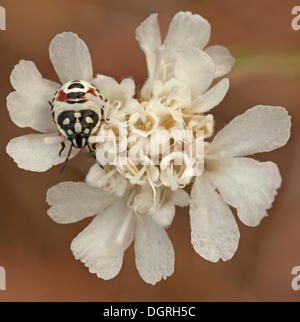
87, 143, 104, 169
59, 143, 73, 175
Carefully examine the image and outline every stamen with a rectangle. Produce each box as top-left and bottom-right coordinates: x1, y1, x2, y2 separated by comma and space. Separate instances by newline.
166, 86, 179, 106
112, 100, 122, 117
104, 100, 111, 123
147, 170, 157, 201
126, 158, 139, 176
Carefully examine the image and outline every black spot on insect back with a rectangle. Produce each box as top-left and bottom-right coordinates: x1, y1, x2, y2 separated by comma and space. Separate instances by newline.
68, 82, 85, 89
67, 92, 85, 99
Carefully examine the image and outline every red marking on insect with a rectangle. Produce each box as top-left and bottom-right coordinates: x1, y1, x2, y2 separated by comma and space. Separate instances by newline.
57, 90, 68, 102
87, 88, 98, 97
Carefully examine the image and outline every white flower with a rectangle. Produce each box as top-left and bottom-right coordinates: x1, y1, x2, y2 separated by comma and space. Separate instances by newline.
92, 11, 231, 191
190, 105, 291, 262
21, 11, 291, 285
6, 32, 134, 172
47, 104, 290, 284
136, 11, 235, 113
47, 164, 189, 285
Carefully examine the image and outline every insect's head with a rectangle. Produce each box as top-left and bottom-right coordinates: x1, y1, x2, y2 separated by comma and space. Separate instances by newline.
57, 109, 100, 148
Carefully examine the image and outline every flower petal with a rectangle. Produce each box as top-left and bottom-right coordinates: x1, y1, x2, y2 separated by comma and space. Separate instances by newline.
86, 164, 129, 197
47, 182, 115, 224
92, 74, 118, 96
136, 13, 161, 78
6, 133, 78, 172
193, 78, 229, 113
209, 157, 281, 227
71, 201, 135, 280
190, 176, 240, 262
134, 215, 174, 285
164, 11, 211, 57
171, 189, 190, 207
49, 32, 93, 83
8, 60, 59, 132
151, 202, 175, 227
174, 47, 215, 97
208, 105, 291, 158
120, 78, 136, 98
205, 45, 235, 78
92, 75, 132, 107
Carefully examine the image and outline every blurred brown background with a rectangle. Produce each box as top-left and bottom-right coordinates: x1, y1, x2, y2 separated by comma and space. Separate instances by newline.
0, 0, 299, 301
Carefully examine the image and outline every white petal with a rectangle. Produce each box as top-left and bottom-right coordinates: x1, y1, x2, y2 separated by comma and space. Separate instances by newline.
174, 47, 215, 96
209, 105, 291, 158
136, 13, 161, 78
171, 189, 190, 207
92, 74, 118, 96
49, 32, 93, 83
151, 202, 175, 227
8, 60, 59, 132
190, 176, 240, 262
47, 182, 115, 224
85, 163, 107, 187
120, 78, 136, 98
209, 157, 281, 227
86, 164, 128, 198
193, 78, 229, 113
134, 215, 174, 285
164, 11, 211, 57
205, 45, 235, 78
6, 133, 78, 172
71, 201, 135, 280
92, 74, 131, 106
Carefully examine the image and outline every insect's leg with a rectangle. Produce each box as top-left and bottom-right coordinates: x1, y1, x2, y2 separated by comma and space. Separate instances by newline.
87, 142, 95, 154
59, 144, 73, 175
100, 110, 105, 126
87, 143, 104, 169
59, 142, 66, 156
101, 107, 110, 122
